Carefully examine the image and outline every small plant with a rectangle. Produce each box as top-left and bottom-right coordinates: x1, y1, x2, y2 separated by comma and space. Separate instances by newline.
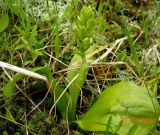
0, 0, 160, 134
15, 22, 45, 65
66, 6, 96, 121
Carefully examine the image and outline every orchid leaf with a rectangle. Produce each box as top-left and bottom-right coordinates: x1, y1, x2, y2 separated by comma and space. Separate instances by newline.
78, 81, 160, 135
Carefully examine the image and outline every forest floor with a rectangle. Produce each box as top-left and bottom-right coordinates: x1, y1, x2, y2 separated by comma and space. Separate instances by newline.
0, 0, 160, 135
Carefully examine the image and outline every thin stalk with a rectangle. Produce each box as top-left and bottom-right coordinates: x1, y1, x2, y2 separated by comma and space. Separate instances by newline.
54, 3, 61, 59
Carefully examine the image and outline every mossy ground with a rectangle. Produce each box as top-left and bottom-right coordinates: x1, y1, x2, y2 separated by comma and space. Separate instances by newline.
0, 0, 160, 134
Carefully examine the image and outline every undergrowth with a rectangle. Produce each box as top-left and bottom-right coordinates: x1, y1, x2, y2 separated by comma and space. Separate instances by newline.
0, 0, 160, 134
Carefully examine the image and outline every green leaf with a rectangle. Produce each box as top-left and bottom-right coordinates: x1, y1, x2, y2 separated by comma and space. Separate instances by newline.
0, 14, 9, 32
3, 131, 8, 135
5, 107, 16, 123
14, 132, 20, 135
2, 66, 69, 119
127, 125, 138, 135
67, 45, 97, 121
15, 44, 28, 50
68, 56, 88, 121
3, 74, 24, 98
78, 81, 160, 135
32, 50, 43, 57
30, 25, 37, 41
67, 45, 96, 87
24, 60, 33, 66
32, 66, 70, 118
31, 66, 52, 78
3, 81, 16, 98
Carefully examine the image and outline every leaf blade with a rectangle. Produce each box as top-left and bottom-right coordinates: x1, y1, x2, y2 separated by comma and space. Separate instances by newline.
0, 14, 9, 32
78, 81, 160, 135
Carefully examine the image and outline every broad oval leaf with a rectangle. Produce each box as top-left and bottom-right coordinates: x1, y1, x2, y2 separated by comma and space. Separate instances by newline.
78, 81, 160, 135
0, 14, 9, 32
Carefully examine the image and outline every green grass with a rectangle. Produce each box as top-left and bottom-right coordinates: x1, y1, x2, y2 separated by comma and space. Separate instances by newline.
0, 0, 160, 134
